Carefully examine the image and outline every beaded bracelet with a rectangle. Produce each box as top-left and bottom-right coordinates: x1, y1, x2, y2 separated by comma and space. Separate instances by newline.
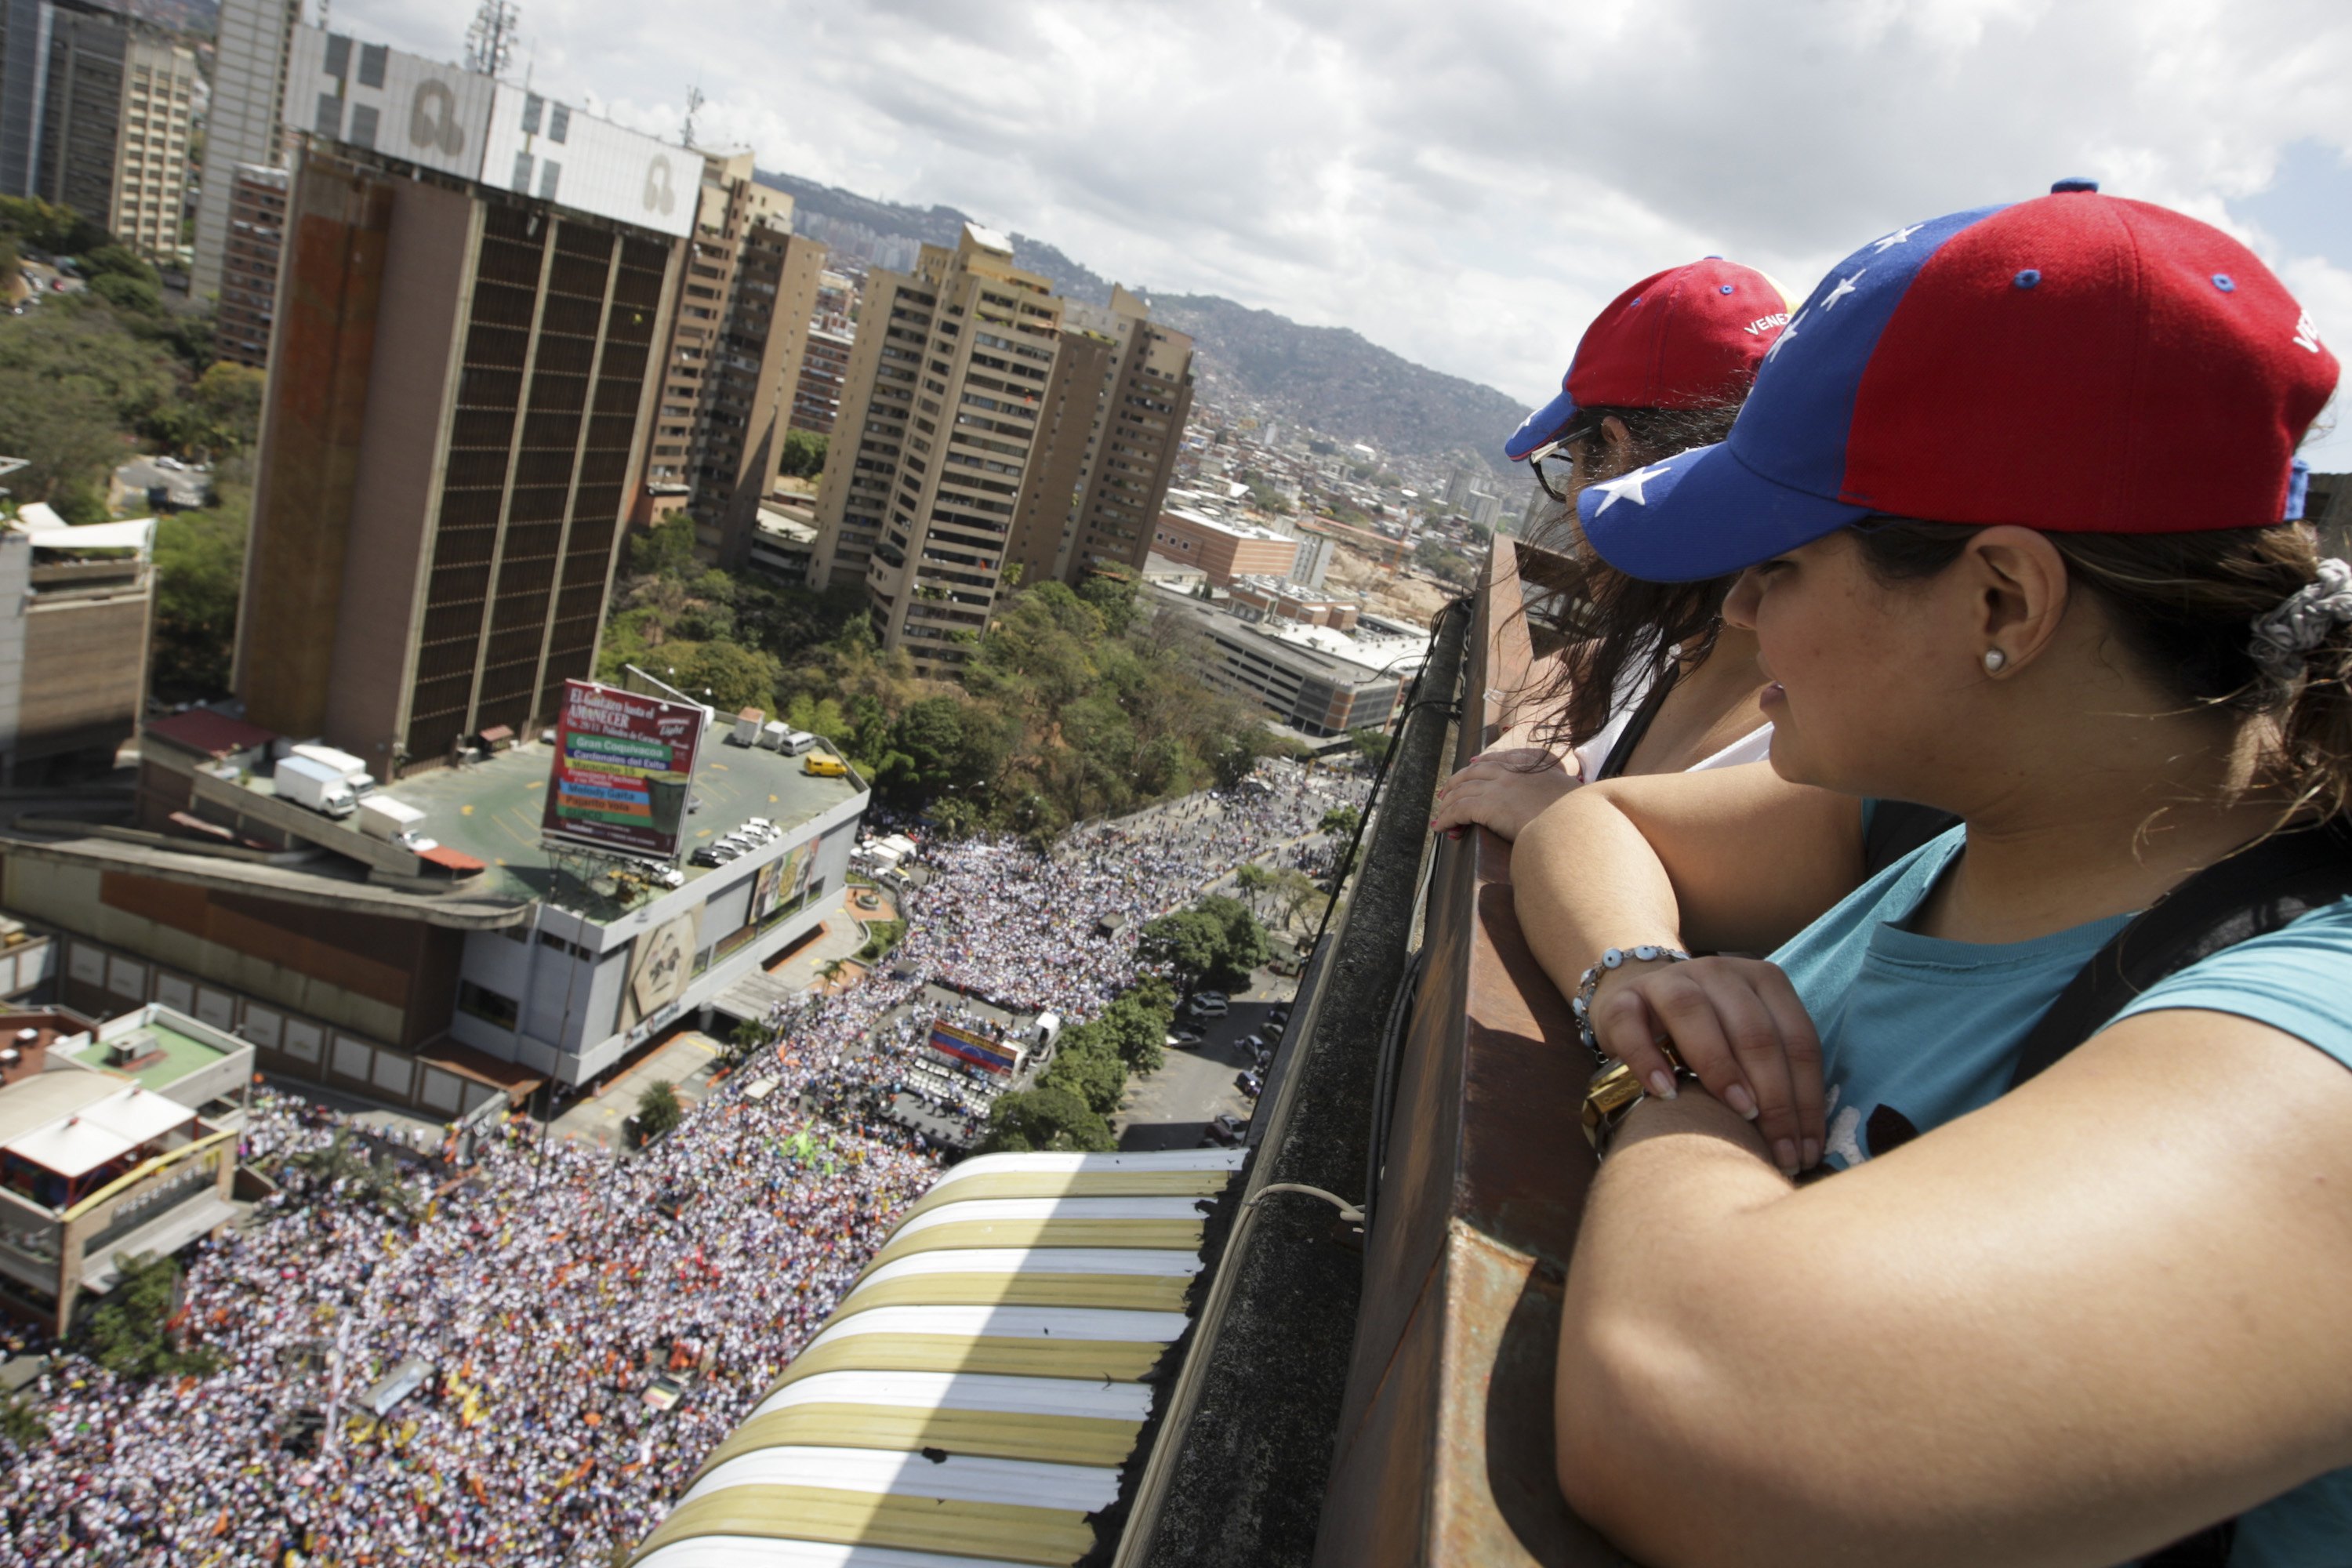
1570, 944, 1691, 1062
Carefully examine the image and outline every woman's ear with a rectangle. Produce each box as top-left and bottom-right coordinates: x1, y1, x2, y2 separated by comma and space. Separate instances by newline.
1960, 525, 2071, 673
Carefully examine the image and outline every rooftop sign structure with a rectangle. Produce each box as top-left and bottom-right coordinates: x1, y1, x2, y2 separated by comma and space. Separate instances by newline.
283, 25, 695, 238
541, 680, 704, 860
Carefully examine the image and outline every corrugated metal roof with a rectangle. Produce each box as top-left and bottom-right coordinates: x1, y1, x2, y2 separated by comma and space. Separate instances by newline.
630, 1148, 1244, 1568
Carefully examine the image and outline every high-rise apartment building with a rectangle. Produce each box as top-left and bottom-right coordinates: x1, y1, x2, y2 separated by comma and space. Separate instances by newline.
212, 162, 285, 368
805, 224, 1066, 675
633, 147, 826, 565
190, 0, 299, 302
1004, 285, 1195, 586
18, 1, 198, 262
788, 326, 852, 437
234, 26, 690, 776
807, 231, 1195, 673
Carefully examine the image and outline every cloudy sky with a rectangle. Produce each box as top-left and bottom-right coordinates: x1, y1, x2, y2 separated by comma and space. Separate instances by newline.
336, 0, 2352, 464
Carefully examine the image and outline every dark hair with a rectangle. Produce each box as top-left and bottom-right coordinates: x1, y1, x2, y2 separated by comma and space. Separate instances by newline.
1511, 401, 1745, 755
1853, 518, 2352, 821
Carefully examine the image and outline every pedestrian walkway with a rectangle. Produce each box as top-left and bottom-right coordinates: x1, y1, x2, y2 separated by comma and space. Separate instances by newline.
550, 1029, 724, 1152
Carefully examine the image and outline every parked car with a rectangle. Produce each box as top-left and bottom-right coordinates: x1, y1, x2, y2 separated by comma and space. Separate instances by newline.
1169, 1025, 1206, 1046
1205, 1114, 1246, 1146
1236, 1072, 1262, 1099
1189, 996, 1228, 1018
1243, 1033, 1265, 1054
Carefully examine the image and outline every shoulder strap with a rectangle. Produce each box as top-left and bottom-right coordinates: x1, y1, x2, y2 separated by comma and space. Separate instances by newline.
2009, 819, 2352, 1089
1863, 800, 1962, 878
1595, 659, 1679, 782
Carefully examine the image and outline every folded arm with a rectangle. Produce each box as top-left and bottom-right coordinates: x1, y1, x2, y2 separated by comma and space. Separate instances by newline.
1555, 1007, 2352, 1568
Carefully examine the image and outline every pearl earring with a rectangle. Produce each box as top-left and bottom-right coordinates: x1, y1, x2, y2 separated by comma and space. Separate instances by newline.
1983, 648, 2007, 673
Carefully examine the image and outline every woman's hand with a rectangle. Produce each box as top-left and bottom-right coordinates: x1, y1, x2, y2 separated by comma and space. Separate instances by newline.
1588, 954, 1825, 1174
1432, 748, 1579, 841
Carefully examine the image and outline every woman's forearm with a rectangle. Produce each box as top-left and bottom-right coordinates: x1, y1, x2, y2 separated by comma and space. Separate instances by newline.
1514, 788, 1686, 1006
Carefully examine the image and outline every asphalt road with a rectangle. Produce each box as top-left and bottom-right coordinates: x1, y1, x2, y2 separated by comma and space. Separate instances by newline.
1115, 971, 1296, 1152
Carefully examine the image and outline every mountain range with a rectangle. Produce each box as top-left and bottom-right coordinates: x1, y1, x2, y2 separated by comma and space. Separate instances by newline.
757, 169, 1518, 475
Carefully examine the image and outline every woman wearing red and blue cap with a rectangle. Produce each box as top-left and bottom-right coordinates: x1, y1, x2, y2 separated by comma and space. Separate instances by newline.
1519, 183, 2352, 1566
1430, 258, 1798, 840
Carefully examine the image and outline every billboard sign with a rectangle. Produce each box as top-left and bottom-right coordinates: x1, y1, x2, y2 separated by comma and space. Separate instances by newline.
929, 1019, 1022, 1076
285, 27, 494, 183
477, 86, 695, 239
543, 680, 703, 857
285, 25, 694, 239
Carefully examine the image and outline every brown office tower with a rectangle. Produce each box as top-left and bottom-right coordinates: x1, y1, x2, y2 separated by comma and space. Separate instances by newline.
633, 147, 826, 566
1004, 285, 1196, 586
235, 143, 681, 776
806, 224, 1066, 676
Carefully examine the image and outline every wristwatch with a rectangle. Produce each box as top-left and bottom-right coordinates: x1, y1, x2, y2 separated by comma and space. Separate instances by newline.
1581, 1045, 1696, 1157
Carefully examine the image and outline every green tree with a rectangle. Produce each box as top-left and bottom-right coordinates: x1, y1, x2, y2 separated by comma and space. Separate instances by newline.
0, 1392, 45, 1450
149, 483, 248, 702
79, 245, 158, 285
1076, 568, 1141, 637
1348, 728, 1392, 768
1140, 907, 1226, 993
1233, 862, 1274, 907
151, 361, 265, 458
635, 1080, 684, 1142
1320, 804, 1361, 840
667, 639, 782, 715
1039, 1024, 1125, 1116
89, 271, 164, 318
1197, 894, 1270, 986
778, 429, 829, 478
856, 918, 906, 962
85, 1252, 218, 1379
975, 1083, 1116, 1154
0, 194, 112, 256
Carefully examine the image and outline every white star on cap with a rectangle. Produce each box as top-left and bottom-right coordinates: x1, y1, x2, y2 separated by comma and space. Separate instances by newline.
1764, 308, 1806, 362
1869, 224, 1922, 254
1588, 461, 1676, 515
1820, 269, 1864, 310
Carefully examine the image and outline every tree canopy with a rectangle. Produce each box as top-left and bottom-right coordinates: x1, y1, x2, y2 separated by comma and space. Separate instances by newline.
974, 1083, 1116, 1154
1142, 894, 1270, 992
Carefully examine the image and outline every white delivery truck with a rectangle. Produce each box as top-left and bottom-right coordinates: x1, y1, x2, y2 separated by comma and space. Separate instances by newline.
358, 797, 426, 842
289, 742, 375, 798
275, 755, 358, 819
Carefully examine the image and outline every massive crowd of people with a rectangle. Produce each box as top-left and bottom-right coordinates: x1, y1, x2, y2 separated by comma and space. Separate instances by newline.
0, 757, 1368, 1567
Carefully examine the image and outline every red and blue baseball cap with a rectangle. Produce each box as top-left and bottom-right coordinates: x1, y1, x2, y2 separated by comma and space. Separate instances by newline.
1503, 257, 1798, 463
1578, 180, 2341, 582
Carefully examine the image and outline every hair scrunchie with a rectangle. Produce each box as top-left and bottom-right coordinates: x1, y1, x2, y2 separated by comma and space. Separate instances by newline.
2250, 557, 2352, 683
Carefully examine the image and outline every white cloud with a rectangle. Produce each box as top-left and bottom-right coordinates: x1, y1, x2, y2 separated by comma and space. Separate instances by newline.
333, 0, 2352, 436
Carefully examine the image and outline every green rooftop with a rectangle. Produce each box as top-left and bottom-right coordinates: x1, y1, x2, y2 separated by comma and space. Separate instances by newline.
60, 1018, 233, 1091
376, 735, 863, 906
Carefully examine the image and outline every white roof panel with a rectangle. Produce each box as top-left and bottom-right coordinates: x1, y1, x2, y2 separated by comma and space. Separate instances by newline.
749, 1370, 1152, 1425
890, 1196, 1209, 1240
633, 1542, 1014, 1568
5, 1087, 191, 1178
679, 1446, 1120, 1514
800, 1304, 1191, 1354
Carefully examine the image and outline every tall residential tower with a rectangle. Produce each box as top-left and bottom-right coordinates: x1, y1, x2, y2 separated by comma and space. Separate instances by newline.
806, 230, 1194, 673
633, 147, 826, 565
804, 224, 1064, 675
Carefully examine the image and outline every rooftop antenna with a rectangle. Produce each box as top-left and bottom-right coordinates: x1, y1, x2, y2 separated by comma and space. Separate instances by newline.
463, 0, 521, 79
681, 82, 705, 148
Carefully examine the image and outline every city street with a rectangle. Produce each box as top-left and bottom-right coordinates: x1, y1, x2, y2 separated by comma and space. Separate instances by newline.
1114, 970, 1295, 1152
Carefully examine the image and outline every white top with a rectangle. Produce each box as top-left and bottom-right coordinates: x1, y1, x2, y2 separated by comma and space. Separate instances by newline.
1570, 661, 1773, 781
